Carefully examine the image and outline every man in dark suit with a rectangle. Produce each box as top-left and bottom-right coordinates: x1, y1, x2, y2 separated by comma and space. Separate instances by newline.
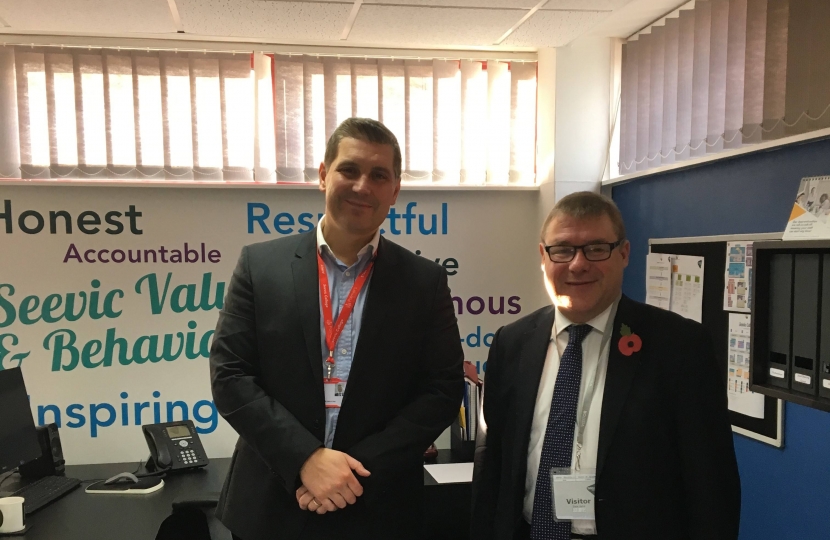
210, 118, 464, 540
471, 192, 740, 540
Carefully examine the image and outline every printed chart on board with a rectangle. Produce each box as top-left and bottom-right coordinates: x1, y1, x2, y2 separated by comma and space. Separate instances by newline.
727, 313, 764, 418
723, 241, 752, 313
669, 255, 705, 323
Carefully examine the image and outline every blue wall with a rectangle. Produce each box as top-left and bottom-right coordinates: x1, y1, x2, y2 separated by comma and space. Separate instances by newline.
612, 138, 830, 540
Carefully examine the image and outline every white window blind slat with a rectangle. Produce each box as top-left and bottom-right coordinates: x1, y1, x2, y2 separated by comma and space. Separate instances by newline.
221, 56, 254, 180
636, 34, 651, 171
407, 61, 433, 177
0, 48, 20, 178
648, 25, 665, 169
662, 17, 680, 165
620, 42, 637, 174
763, 0, 789, 140
676, 9, 695, 161
380, 60, 406, 175
274, 57, 304, 182
486, 60, 510, 184
46, 53, 78, 171
161, 54, 194, 178
16, 52, 49, 177
691, 0, 712, 157
134, 54, 164, 174
434, 60, 460, 182
510, 61, 537, 184
253, 52, 276, 182
191, 56, 223, 179
743, 0, 768, 144
808, 0, 830, 131
724, 0, 748, 149
783, 0, 810, 137
707, 0, 730, 153
460, 59, 486, 184
106, 53, 138, 174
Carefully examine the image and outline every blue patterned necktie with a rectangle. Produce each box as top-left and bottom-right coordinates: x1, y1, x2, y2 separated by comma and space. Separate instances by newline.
530, 323, 593, 540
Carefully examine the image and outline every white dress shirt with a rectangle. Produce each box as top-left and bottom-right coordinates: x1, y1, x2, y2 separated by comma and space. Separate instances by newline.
523, 297, 620, 535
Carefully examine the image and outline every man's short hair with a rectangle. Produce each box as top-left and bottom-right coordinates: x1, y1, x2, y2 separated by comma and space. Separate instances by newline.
324, 118, 402, 179
540, 191, 627, 242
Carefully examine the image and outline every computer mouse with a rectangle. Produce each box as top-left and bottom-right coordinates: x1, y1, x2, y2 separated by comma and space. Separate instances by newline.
103, 472, 139, 486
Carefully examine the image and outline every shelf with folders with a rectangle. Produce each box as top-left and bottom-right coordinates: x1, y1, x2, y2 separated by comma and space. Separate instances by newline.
451, 361, 482, 462
750, 240, 830, 412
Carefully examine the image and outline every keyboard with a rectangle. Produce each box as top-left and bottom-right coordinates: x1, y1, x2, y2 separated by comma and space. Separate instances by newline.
12, 475, 81, 515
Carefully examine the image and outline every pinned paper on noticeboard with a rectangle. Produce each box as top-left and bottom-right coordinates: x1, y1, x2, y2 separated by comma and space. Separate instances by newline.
783, 176, 830, 240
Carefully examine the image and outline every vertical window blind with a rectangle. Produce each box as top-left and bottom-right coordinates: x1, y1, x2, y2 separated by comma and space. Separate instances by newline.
270, 55, 537, 184
619, 0, 830, 175
0, 46, 537, 185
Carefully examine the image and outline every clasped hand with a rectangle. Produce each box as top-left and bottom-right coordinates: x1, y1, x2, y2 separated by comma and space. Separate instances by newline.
296, 448, 371, 514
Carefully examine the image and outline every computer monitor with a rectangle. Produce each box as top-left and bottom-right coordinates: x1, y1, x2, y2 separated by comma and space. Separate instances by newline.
0, 368, 41, 474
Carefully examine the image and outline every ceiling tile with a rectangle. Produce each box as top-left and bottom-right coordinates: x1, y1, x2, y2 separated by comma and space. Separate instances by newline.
0, 0, 177, 33
362, 0, 534, 8
503, 9, 610, 47
349, 5, 524, 46
177, 0, 351, 40
359, 0, 618, 9
541, 0, 616, 10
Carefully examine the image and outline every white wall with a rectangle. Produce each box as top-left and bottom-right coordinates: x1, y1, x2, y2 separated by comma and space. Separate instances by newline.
553, 37, 616, 199
537, 48, 557, 230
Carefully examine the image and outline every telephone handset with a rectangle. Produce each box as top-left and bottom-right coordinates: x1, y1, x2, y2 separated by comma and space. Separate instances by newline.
142, 420, 208, 472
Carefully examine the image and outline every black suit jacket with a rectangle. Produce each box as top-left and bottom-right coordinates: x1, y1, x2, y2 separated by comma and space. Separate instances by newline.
210, 230, 464, 540
471, 295, 741, 540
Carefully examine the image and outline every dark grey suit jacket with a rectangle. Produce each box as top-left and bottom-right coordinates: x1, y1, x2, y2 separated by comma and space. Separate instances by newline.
210, 230, 464, 540
471, 295, 741, 540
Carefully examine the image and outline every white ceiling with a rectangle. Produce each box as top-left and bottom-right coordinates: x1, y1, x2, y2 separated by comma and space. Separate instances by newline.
0, 0, 688, 49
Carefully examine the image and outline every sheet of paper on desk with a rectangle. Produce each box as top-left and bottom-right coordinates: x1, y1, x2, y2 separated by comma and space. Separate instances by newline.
424, 463, 474, 484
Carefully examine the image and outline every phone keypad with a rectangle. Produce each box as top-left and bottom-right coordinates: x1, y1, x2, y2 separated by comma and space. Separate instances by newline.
179, 448, 200, 465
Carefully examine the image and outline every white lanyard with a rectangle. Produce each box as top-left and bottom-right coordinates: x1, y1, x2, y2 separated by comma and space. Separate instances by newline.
552, 312, 615, 472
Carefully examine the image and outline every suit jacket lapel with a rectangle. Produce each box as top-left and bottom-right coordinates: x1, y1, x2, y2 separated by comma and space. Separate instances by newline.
511, 308, 555, 486
291, 230, 325, 391
597, 295, 643, 480
349, 236, 399, 361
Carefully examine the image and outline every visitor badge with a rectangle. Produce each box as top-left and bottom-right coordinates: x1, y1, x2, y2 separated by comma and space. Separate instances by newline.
550, 469, 596, 521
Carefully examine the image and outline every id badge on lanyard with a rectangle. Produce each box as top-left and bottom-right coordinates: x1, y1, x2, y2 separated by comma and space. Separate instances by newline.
317, 249, 375, 409
550, 468, 596, 521
324, 378, 347, 408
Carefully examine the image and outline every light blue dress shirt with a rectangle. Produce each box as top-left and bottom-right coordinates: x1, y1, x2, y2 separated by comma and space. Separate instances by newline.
316, 219, 379, 448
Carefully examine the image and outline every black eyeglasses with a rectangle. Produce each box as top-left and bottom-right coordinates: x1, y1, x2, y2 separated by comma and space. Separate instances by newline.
544, 239, 625, 263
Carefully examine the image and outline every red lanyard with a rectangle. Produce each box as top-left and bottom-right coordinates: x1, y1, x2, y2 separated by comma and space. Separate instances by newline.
317, 249, 375, 379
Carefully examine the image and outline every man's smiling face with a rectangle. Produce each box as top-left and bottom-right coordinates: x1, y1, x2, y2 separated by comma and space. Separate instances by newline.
540, 213, 629, 323
319, 137, 400, 239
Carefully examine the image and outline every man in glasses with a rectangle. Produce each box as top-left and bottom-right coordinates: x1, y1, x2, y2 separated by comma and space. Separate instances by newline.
471, 191, 740, 540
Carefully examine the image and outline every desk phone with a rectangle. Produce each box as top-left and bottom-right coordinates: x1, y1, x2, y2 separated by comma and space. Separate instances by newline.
142, 420, 208, 472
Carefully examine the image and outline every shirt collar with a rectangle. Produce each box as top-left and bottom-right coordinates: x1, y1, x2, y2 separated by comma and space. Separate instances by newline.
316, 215, 381, 262
551, 295, 621, 339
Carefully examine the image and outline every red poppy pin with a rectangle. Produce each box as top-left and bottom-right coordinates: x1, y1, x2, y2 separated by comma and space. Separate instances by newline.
618, 324, 642, 356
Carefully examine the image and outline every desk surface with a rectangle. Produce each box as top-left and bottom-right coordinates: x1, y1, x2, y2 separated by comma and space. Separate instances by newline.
4, 460, 231, 540
1, 452, 471, 540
